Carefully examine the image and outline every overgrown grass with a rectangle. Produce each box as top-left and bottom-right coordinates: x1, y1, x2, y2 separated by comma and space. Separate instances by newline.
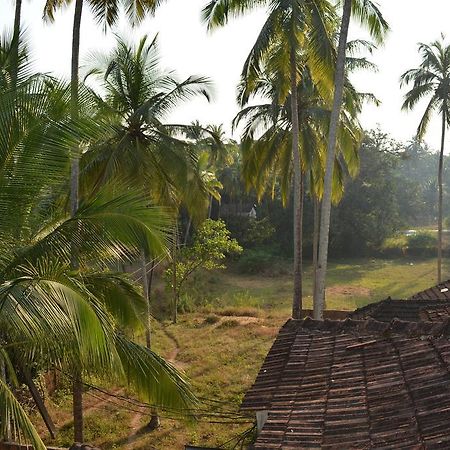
33, 257, 449, 449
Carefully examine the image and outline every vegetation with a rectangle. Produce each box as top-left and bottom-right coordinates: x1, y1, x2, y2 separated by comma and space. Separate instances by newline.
29, 257, 446, 449
165, 219, 242, 321
4, 0, 450, 448
400, 35, 450, 283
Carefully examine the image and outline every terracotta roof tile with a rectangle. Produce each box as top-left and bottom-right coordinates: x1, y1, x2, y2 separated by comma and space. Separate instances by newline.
409, 280, 450, 301
243, 318, 450, 449
350, 298, 450, 323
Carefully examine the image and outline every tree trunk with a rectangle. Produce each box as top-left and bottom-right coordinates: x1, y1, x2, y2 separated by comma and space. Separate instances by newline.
72, 375, 83, 443
140, 252, 160, 429
290, 48, 303, 320
70, 0, 83, 218
438, 110, 446, 283
23, 369, 56, 439
312, 194, 320, 304
70, 0, 84, 443
208, 195, 213, 219
314, 0, 351, 320
11, 0, 22, 88
141, 251, 155, 349
184, 216, 192, 245
172, 223, 178, 324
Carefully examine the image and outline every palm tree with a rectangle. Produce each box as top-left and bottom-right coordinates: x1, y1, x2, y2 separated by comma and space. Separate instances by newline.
0, 56, 197, 446
400, 36, 450, 283
10, 0, 22, 87
314, 0, 388, 319
43, 0, 168, 440
235, 59, 364, 279
203, 0, 336, 319
82, 33, 216, 427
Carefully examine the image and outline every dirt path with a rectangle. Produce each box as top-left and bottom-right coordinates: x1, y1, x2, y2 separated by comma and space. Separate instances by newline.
123, 325, 184, 448
163, 326, 187, 371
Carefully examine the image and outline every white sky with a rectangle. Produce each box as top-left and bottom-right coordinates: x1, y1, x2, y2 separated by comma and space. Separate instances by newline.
2, 0, 450, 151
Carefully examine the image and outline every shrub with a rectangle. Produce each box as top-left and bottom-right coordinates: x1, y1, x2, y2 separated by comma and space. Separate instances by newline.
381, 231, 436, 257
380, 235, 408, 257
236, 248, 276, 274
407, 231, 436, 256
215, 306, 260, 317
203, 314, 220, 325
217, 319, 240, 329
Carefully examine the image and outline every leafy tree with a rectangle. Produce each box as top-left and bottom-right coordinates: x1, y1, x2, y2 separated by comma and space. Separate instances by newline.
400, 35, 450, 283
165, 219, 242, 320
315, 0, 388, 319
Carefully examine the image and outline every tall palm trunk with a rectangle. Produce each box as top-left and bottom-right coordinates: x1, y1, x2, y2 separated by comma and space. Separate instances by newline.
312, 194, 320, 303
141, 250, 151, 348
290, 48, 303, 320
11, 0, 22, 88
140, 252, 160, 429
314, 0, 351, 320
172, 223, 178, 324
438, 110, 446, 283
70, 0, 84, 443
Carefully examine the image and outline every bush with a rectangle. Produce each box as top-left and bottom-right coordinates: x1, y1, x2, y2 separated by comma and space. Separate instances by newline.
381, 231, 436, 257
217, 319, 240, 329
203, 314, 220, 325
380, 235, 408, 257
407, 231, 436, 256
236, 248, 276, 274
215, 306, 260, 317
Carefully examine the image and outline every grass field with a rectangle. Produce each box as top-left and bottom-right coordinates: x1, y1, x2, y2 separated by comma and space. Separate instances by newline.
33, 257, 449, 449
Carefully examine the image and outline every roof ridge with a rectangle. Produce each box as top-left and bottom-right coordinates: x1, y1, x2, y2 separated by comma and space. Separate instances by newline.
293, 316, 450, 338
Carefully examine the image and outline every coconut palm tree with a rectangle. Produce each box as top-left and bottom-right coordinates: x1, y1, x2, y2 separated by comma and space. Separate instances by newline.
400, 36, 450, 283
203, 0, 336, 319
82, 35, 214, 212
314, 0, 388, 319
82, 33, 219, 319
0, 44, 196, 445
81, 33, 217, 427
235, 61, 362, 274
43, 0, 168, 439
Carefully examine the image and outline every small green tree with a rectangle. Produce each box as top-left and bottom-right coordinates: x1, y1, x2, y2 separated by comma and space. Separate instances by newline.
166, 219, 242, 321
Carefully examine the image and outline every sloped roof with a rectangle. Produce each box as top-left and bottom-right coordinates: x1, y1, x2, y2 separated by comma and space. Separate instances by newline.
349, 297, 450, 322
409, 280, 450, 300
242, 318, 450, 449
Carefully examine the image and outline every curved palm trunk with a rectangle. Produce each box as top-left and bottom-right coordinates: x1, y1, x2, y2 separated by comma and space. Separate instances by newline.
438, 110, 446, 283
70, 0, 84, 443
11, 0, 22, 88
313, 0, 351, 320
290, 48, 303, 320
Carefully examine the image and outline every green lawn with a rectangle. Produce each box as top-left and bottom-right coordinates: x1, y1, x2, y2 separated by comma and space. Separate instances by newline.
35, 257, 447, 449
189, 257, 445, 315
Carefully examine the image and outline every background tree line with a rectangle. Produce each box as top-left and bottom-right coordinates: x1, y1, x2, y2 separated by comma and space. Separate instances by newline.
201, 128, 447, 264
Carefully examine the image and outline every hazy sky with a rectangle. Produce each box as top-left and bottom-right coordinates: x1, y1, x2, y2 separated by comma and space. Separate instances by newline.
2, 0, 450, 150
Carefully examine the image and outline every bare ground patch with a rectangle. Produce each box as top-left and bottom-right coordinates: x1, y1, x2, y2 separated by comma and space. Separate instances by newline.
326, 285, 371, 297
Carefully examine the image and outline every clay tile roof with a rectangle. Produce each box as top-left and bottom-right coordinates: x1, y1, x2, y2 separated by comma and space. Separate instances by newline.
349, 297, 450, 323
242, 318, 450, 449
409, 280, 450, 300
